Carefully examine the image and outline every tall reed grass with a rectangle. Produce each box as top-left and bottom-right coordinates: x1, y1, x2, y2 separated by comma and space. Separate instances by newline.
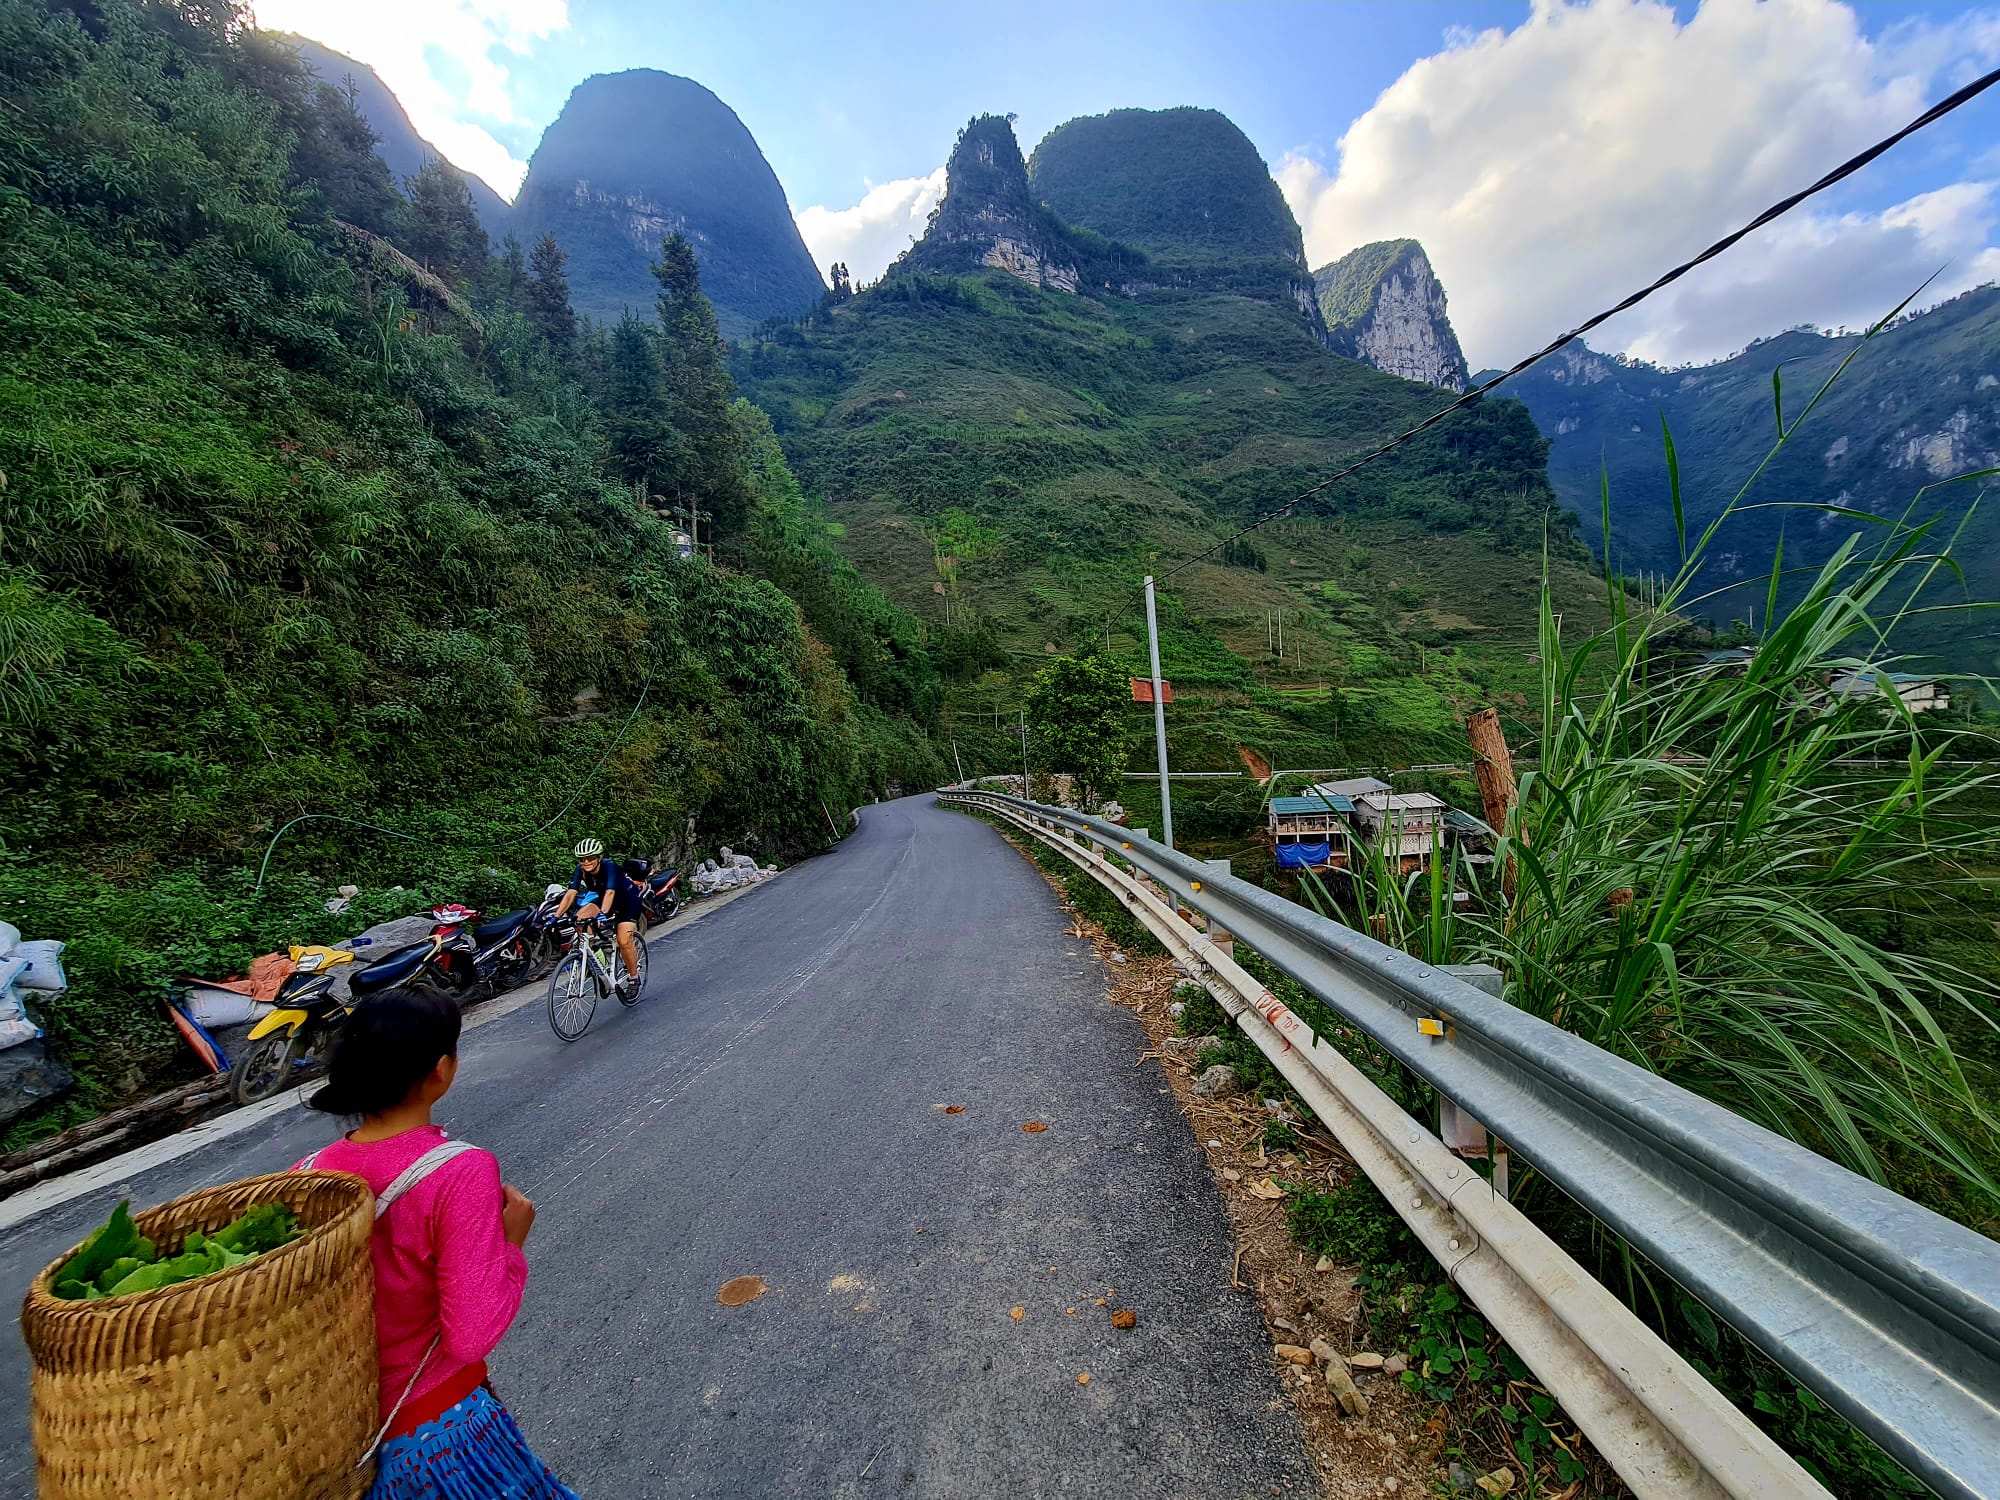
1330, 304, 2000, 1229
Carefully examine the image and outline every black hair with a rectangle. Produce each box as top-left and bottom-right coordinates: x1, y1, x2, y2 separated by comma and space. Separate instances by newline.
308, 989, 462, 1117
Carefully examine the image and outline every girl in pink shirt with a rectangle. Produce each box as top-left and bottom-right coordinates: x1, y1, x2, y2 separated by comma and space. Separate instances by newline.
297, 989, 577, 1499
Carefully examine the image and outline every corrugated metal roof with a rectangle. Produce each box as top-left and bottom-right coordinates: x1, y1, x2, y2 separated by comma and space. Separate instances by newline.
1444, 807, 1496, 838
1312, 776, 1392, 798
1357, 791, 1447, 811
1271, 794, 1351, 815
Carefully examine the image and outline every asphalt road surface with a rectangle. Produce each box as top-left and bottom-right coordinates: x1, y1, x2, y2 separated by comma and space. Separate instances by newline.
0, 795, 1316, 1499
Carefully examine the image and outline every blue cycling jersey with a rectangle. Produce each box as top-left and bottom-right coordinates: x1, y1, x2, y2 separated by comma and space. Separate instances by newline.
570, 861, 638, 917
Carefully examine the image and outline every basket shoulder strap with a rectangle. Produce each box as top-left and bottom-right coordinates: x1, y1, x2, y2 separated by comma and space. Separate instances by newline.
374, 1139, 480, 1218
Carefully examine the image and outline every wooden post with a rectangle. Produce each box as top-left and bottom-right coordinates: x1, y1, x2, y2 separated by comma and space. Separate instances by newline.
1466, 708, 1517, 833
1466, 707, 1520, 897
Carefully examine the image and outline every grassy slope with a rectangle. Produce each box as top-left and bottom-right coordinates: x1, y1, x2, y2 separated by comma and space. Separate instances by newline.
738, 270, 1611, 780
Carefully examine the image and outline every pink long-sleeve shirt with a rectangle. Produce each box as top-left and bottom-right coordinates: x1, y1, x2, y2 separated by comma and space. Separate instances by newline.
298, 1125, 529, 1421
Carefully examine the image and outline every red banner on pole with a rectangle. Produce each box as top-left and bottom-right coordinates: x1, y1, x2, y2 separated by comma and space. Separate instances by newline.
1131, 678, 1173, 704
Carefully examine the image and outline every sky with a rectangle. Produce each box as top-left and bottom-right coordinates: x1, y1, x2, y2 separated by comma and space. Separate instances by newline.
248, 0, 2000, 369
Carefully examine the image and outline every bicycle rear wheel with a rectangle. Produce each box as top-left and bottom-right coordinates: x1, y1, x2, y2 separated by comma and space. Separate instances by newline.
547, 951, 597, 1041
615, 928, 650, 1007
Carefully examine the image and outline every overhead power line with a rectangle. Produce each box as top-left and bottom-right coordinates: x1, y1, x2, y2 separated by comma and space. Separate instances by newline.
1151, 63, 2000, 591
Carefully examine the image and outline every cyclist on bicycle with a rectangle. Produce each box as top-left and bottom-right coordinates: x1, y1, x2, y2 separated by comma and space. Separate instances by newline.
554, 838, 643, 994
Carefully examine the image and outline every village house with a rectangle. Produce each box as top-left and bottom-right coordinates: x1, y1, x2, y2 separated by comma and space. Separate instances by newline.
1825, 669, 1951, 714
1266, 793, 1350, 871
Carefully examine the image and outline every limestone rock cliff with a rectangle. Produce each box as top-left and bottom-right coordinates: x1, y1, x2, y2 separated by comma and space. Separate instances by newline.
510, 70, 824, 335
1314, 240, 1470, 391
898, 116, 1077, 293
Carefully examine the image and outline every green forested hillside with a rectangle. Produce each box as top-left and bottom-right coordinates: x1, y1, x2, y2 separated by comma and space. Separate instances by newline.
1483, 287, 2000, 676
1028, 107, 1306, 281
737, 120, 1605, 782
0, 0, 937, 1131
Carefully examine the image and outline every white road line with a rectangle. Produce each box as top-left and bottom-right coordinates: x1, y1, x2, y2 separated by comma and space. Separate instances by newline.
0, 874, 787, 1235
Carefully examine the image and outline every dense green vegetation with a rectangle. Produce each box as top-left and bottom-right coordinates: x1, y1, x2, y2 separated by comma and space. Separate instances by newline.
510, 68, 825, 335
738, 202, 1598, 780
1027, 107, 1311, 302
1486, 286, 2000, 678
0, 0, 938, 1138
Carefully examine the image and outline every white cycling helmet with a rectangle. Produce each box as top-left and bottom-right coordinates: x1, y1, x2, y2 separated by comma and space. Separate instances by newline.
573, 837, 605, 859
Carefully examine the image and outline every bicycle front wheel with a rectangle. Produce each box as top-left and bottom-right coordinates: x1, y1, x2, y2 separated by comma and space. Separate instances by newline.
547, 952, 597, 1041
616, 929, 650, 1007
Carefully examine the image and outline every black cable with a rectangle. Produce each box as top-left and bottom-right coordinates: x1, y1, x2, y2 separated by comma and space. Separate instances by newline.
1151, 64, 2000, 591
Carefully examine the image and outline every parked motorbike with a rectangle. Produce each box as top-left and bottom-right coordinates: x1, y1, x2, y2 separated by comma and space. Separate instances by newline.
523, 885, 578, 980
228, 936, 453, 1104
621, 857, 684, 926
423, 903, 538, 998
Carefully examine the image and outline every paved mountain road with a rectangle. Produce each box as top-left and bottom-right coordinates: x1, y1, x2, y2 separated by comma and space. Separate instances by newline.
0, 795, 1317, 1498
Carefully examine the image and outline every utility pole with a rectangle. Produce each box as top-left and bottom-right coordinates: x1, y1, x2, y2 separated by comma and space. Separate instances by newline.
1143, 575, 1175, 850
1019, 708, 1030, 800
951, 739, 965, 785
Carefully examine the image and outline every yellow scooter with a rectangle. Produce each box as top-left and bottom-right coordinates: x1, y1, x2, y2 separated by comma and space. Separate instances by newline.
229, 937, 451, 1103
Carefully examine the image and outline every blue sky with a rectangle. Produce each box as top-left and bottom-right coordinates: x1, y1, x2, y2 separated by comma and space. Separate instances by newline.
255, 0, 2000, 366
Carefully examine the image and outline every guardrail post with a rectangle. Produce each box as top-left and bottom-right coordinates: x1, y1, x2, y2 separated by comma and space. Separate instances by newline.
1438, 963, 1508, 1196
1204, 859, 1234, 959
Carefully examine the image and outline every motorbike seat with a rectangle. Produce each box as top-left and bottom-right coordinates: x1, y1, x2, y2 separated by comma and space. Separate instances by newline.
475, 909, 532, 942
349, 943, 433, 996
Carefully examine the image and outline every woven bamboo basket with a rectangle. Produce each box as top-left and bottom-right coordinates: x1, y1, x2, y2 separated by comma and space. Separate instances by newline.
21, 1170, 379, 1500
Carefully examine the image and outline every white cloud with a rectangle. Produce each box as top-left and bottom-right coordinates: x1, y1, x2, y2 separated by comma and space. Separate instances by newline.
1278, 0, 2000, 368
795, 169, 947, 286
250, 0, 566, 198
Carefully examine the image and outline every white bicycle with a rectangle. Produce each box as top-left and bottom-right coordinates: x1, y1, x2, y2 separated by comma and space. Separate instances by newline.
545, 914, 649, 1041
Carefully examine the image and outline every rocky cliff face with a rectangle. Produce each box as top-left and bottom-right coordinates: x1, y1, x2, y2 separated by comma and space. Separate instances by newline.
287, 37, 511, 237
898, 116, 1077, 293
1314, 240, 1470, 391
510, 70, 824, 335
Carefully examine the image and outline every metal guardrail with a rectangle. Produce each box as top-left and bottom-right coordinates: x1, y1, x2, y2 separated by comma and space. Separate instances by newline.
939, 789, 2000, 1500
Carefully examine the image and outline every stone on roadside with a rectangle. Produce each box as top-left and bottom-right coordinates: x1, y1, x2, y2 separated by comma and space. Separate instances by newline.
1192, 1064, 1238, 1098
1109, 951, 1128, 964
1314, 1255, 1335, 1273
1324, 1362, 1370, 1418
1348, 1351, 1385, 1369
1383, 1354, 1408, 1375
1168, 1001, 1186, 1019
1273, 1343, 1313, 1366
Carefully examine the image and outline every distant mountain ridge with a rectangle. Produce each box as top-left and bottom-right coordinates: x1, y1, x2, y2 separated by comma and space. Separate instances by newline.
1314, 240, 1469, 391
1481, 285, 2000, 673
284, 37, 511, 238
510, 69, 824, 336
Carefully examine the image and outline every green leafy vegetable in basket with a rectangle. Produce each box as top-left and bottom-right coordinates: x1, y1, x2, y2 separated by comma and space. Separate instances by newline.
51, 1200, 302, 1300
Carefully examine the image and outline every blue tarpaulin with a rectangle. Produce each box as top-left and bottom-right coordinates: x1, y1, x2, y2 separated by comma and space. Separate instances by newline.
1275, 841, 1332, 870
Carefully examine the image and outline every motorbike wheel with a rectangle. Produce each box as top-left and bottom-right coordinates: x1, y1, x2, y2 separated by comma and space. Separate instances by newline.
230, 1029, 309, 1105
547, 952, 597, 1041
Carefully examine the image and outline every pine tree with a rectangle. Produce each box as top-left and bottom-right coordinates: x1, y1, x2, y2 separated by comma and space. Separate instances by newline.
602, 314, 679, 493
526, 232, 577, 349
828, 262, 853, 304
496, 233, 527, 309
651, 233, 750, 536
401, 157, 489, 283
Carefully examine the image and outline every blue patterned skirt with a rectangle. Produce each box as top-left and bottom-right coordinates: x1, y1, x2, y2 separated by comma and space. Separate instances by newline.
365, 1386, 578, 1499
